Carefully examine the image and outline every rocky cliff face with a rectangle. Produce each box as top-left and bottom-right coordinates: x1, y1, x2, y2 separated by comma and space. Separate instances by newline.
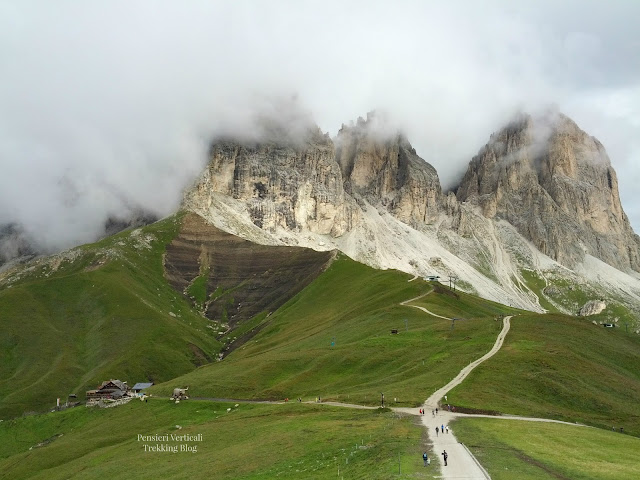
336, 112, 443, 225
182, 110, 640, 318
184, 113, 444, 238
456, 111, 640, 272
185, 126, 359, 237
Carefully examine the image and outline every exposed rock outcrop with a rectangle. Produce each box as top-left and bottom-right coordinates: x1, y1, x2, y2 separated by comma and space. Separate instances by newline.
164, 212, 334, 354
456, 111, 640, 272
336, 112, 443, 225
184, 112, 444, 238
579, 300, 606, 317
184, 127, 359, 237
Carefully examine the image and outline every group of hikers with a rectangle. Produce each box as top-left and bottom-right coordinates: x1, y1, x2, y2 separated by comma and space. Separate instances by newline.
420, 402, 450, 468
422, 450, 447, 467
435, 424, 449, 435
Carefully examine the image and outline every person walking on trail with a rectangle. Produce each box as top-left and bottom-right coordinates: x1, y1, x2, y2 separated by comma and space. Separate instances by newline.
423, 451, 429, 466
435, 426, 439, 436
435, 407, 438, 415
445, 426, 449, 434
441, 424, 444, 432
432, 409, 435, 417
442, 450, 448, 466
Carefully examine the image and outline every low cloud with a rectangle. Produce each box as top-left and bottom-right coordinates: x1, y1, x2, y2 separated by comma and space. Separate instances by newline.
1, 0, 639, 252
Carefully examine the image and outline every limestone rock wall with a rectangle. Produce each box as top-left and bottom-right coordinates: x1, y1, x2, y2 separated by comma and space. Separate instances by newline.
335, 113, 443, 225
184, 129, 359, 237
456, 112, 640, 272
185, 114, 445, 239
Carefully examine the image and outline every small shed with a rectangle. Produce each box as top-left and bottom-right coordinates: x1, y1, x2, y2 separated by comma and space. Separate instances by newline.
132, 382, 154, 395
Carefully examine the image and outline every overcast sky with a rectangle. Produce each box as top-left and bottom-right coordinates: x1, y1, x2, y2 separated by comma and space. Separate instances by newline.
1, 0, 639, 251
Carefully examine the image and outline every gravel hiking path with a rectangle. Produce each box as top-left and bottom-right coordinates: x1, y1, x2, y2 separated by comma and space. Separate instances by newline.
400, 292, 452, 320
394, 310, 587, 479
394, 316, 511, 479
198, 294, 586, 479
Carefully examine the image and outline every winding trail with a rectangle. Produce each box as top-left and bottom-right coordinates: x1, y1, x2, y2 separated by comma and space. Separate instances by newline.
197, 293, 587, 479
400, 292, 452, 320
395, 297, 587, 478
393, 316, 512, 479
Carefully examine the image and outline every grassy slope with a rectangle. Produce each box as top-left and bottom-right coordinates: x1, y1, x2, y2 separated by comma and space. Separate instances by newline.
0, 400, 431, 480
448, 313, 640, 435
452, 417, 640, 480
152, 263, 514, 406
0, 215, 221, 419
406, 284, 523, 320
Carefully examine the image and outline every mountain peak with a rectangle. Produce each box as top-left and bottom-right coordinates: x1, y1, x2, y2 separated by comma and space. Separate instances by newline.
456, 112, 640, 271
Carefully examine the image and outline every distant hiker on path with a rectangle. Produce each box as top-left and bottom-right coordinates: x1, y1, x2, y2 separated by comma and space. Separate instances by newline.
435, 427, 439, 436
442, 450, 448, 466
423, 451, 429, 466
435, 407, 438, 415
441, 424, 444, 432
432, 409, 435, 416
445, 426, 449, 434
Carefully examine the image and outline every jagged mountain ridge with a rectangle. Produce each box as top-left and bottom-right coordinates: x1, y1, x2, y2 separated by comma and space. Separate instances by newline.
184, 111, 640, 324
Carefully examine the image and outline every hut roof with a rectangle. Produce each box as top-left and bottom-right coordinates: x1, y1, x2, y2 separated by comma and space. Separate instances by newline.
132, 382, 154, 390
98, 379, 128, 391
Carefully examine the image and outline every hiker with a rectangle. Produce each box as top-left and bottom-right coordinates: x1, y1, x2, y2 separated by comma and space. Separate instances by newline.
445, 426, 449, 434
442, 450, 448, 466
419, 408, 422, 415
422, 408, 425, 416
441, 424, 444, 432
435, 426, 439, 436
432, 409, 435, 417
435, 407, 438, 415
423, 451, 429, 466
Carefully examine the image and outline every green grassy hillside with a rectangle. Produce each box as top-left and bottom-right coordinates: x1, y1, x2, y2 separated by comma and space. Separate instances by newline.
1, 213, 640, 477
152, 259, 515, 406
447, 313, 640, 435
453, 417, 640, 480
0, 214, 221, 419
0, 400, 429, 480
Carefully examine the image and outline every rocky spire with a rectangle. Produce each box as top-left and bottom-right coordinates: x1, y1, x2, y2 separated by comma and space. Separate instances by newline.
456, 111, 640, 271
335, 111, 443, 225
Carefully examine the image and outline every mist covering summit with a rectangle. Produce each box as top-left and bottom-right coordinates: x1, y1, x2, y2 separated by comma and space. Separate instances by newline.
183, 110, 640, 314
